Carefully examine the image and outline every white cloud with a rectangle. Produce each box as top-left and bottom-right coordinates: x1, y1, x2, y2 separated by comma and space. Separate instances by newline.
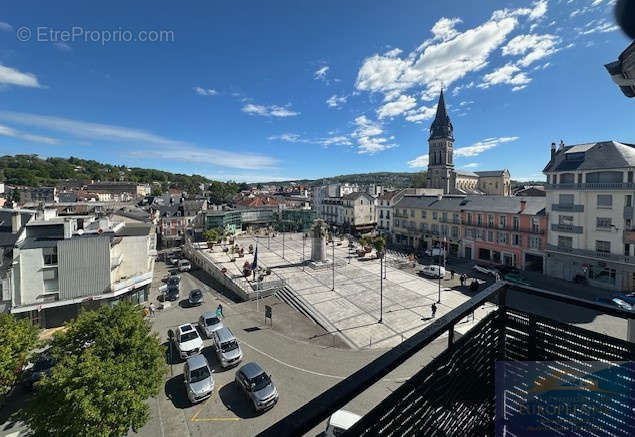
579, 19, 620, 35
355, 8, 526, 103
512, 85, 528, 92
404, 104, 437, 123
0, 111, 278, 170
529, 0, 548, 20
502, 34, 559, 67
0, 124, 59, 144
591, 0, 604, 6
463, 162, 479, 168
451, 81, 474, 96
459, 100, 474, 106
54, 42, 72, 52
407, 154, 429, 168
326, 94, 347, 108
194, 86, 218, 96
351, 115, 395, 154
478, 63, 531, 89
0, 22, 14, 32
377, 94, 417, 119
267, 133, 352, 147
384, 48, 403, 57
242, 103, 299, 117
0, 65, 43, 88
454, 136, 519, 157
314, 66, 329, 82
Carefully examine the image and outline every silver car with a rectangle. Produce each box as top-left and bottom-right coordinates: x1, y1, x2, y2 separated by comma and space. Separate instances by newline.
212, 327, 243, 368
184, 354, 214, 404
198, 311, 224, 338
235, 362, 278, 412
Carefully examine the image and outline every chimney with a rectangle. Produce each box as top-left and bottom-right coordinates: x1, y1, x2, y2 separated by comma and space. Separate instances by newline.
551, 142, 556, 159
63, 220, 72, 239
520, 200, 527, 212
11, 211, 21, 233
437, 193, 443, 201
559, 139, 565, 150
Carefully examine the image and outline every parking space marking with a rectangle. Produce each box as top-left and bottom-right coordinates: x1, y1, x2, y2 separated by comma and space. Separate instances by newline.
190, 384, 240, 423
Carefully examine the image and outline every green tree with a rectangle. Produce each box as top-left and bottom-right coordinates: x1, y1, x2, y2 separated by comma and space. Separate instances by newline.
203, 229, 219, 244
411, 171, 427, 188
23, 303, 166, 437
0, 314, 39, 398
371, 235, 386, 257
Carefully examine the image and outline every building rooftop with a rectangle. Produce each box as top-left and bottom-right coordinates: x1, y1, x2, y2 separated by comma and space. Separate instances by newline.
474, 170, 509, 177
543, 140, 635, 172
460, 195, 545, 215
115, 223, 152, 237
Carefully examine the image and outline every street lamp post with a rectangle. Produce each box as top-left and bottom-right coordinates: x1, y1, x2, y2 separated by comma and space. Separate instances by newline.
331, 235, 335, 291
379, 250, 384, 324
282, 222, 285, 260
302, 233, 306, 271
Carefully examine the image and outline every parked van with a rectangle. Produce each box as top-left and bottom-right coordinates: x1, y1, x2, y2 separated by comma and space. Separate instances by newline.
420, 265, 446, 279
212, 327, 243, 368
178, 259, 191, 272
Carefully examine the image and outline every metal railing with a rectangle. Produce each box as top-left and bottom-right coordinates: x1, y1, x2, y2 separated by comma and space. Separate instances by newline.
551, 203, 585, 212
546, 244, 632, 264
545, 182, 635, 190
551, 223, 584, 233
259, 283, 635, 437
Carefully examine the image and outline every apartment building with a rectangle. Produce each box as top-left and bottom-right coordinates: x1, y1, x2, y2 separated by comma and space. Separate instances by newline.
86, 182, 151, 199
18, 186, 58, 204
392, 195, 464, 255
3, 210, 156, 327
461, 197, 547, 271
342, 192, 376, 233
543, 140, 635, 292
377, 190, 406, 236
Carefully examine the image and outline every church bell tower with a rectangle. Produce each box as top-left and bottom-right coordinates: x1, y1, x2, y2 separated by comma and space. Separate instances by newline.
426, 90, 455, 194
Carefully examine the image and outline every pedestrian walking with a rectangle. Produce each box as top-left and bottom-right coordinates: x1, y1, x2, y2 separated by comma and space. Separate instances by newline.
450, 269, 455, 280
149, 302, 156, 317
460, 273, 465, 287
216, 303, 223, 318
431, 303, 437, 318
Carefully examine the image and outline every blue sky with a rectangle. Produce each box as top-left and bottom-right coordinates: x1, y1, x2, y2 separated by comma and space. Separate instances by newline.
0, 0, 632, 183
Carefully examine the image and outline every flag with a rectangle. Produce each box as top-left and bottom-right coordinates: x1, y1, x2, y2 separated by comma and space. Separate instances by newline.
252, 245, 258, 270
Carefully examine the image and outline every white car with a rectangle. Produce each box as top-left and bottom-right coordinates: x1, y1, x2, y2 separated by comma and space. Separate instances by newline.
420, 265, 446, 278
175, 323, 203, 359
325, 410, 362, 437
425, 248, 445, 257
178, 259, 192, 272
612, 298, 633, 311
472, 264, 499, 277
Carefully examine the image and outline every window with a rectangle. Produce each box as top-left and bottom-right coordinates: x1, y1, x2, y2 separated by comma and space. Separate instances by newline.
409, 221, 415, 229
625, 243, 630, 257
488, 214, 494, 228
487, 230, 494, 242
497, 232, 509, 245
559, 194, 574, 205
577, 173, 583, 184
43, 268, 58, 292
596, 217, 612, 229
43, 247, 58, 265
453, 213, 459, 224
433, 211, 438, 220
628, 171, 633, 183
512, 216, 519, 230
626, 195, 632, 208
422, 223, 428, 231
586, 171, 622, 183
529, 236, 541, 249
395, 219, 400, 227
451, 226, 459, 238
499, 215, 506, 229
531, 217, 540, 233
558, 215, 573, 224
596, 240, 611, 254
421, 211, 426, 219
597, 194, 612, 209
558, 236, 573, 249
588, 266, 616, 285
559, 173, 575, 184
410, 209, 414, 217
477, 214, 483, 226
442, 212, 448, 222
512, 234, 521, 246
467, 213, 472, 225
386, 211, 390, 219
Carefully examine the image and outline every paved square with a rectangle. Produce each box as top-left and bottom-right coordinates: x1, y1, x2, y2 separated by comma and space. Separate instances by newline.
206, 232, 494, 349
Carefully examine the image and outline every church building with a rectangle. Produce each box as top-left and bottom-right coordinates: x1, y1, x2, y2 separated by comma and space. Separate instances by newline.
425, 90, 511, 196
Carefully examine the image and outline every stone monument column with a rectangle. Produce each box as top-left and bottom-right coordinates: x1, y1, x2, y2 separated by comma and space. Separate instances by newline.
310, 219, 328, 263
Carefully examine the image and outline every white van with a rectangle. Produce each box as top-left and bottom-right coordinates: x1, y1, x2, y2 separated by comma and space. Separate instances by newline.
325, 410, 362, 436
178, 259, 191, 272
420, 265, 446, 278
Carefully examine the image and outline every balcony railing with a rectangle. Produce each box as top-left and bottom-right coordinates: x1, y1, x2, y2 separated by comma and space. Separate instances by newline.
551, 203, 585, 212
259, 283, 635, 437
546, 244, 632, 264
545, 182, 635, 190
551, 223, 583, 233
462, 221, 544, 234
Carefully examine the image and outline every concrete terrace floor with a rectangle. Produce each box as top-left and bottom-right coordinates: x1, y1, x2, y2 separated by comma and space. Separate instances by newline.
206, 232, 494, 350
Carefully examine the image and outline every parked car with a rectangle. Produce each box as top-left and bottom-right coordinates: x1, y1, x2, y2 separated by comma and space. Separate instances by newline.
493, 264, 520, 275
168, 257, 179, 266
167, 274, 180, 287
325, 410, 362, 437
184, 354, 214, 404
174, 323, 203, 359
594, 297, 633, 311
212, 327, 243, 368
178, 259, 192, 272
198, 311, 224, 338
235, 362, 278, 412
424, 248, 446, 257
166, 284, 180, 301
188, 289, 204, 306
472, 264, 499, 277
503, 273, 532, 286
22, 353, 56, 390
612, 293, 635, 306
419, 265, 446, 278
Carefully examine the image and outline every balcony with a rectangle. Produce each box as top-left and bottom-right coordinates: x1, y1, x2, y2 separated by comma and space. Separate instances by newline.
546, 244, 632, 264
551, 223, 583, 234
462, 221, 544, 234
260, 283, 635, 437
545, 182, 635, 190
624, 206, 634, 220
551, 203, 584, 212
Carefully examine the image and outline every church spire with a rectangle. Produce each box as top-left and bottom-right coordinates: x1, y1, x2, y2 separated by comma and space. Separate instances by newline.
429, 89, 454, 141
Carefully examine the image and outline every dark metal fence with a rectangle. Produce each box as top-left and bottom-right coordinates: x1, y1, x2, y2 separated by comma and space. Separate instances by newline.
258, 283, 635, 437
